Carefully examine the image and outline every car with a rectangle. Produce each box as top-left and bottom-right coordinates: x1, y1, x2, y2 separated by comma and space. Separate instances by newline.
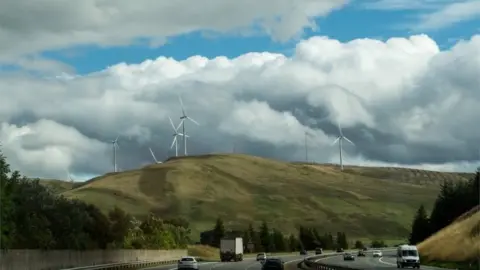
257, 253, 267, 261
343, 253, 355, 261
357, 250, 366, 257
315, 247, 323, 255
178, 256, 198, 270
300, 249, 308, 255
336, 247, 344, 253
261, 258, 285, 270
372, 250, 383, 257
363, 247, 368, 251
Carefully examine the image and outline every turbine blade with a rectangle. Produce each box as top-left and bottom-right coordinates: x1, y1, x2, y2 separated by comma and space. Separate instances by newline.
115, 135, 119, 141
176, 119, 184, 131
178, 95, 186, 116
332, 137, 340, 146
344, 137, 355, 146
187, 116, 199, 125
338, 123, 343, 136
170, 137, 177, 149
168, 116, 176, 131
149, 147, 158, 162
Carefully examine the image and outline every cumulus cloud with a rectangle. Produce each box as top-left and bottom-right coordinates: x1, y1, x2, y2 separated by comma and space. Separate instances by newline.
0, 0, 347, 64
1, 34, 480, 180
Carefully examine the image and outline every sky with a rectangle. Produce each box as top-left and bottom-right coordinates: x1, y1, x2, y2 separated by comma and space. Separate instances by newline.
1, 0, 480, 181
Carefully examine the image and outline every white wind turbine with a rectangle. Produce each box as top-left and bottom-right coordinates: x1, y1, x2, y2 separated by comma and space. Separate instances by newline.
149, 147, 162, 164
332, 124, 355, 171
66, 169, 74, 183
178, 95, 199, 156
111, 135, 120, 172
169, 116, 187, 157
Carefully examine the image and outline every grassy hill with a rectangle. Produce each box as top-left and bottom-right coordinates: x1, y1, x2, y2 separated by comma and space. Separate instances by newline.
41, 154, 473, 240
418, 206, 479, 263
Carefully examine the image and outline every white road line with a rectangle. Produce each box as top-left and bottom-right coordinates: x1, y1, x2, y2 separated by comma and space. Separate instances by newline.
379, 257, 397, 266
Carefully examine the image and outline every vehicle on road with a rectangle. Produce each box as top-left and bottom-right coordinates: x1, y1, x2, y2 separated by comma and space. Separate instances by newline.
363, 247, 368, 251
372, 250, 383, 257
257, 253, 267, 261
357, 250, 366, 257
343, 253, 355, 261
261, 258, 285, 270
178, 256, 198, 270
300, 249, 308, 255
220, 237, 244, 262
315, 247, 323, 254
336, 247, 344, 253
396, 244, 420, 269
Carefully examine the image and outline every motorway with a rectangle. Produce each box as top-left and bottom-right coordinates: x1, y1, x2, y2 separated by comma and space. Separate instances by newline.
307, 250, 451, 270
140, 250, 452, 270
139, 254, 307, 270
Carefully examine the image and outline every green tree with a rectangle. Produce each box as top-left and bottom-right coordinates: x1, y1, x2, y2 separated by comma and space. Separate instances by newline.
272, 229, 286, 252
212, 217, 225, 248
354, 240, 364, 249
288, 234, 299, 251
109, 206, 133, 247
259, 221, 272, 252
409, 204, 431, 245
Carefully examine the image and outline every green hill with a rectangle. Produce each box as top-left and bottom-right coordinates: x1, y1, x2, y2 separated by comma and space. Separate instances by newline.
41, 154, 473, 240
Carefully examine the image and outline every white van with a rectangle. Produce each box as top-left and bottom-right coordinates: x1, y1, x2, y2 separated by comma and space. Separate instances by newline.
396, 245, 420, 269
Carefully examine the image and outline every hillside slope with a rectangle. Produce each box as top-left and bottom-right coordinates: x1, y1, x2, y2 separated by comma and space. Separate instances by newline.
57, 154, 471, 239
418, 206, 479, 262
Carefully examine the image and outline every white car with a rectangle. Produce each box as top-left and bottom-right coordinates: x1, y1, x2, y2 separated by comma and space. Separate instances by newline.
372, 250, 383, 257
256, 253, 267, 261
178, 256, 199, 269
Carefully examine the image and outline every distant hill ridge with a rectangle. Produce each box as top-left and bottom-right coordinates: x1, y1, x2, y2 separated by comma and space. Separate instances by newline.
38, 153, 473, 239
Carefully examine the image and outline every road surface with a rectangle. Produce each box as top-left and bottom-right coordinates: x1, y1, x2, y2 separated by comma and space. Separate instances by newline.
139, 254, 308, 270
303, 251, 451, 270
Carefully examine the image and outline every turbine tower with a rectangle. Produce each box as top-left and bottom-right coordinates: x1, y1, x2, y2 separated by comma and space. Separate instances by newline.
178, 95, 199, 156
169, 116, 187, 157
149, 147, 162, 164
332, 124, 354, 171
304, 131, 312, 163
66, 169, 74, 183
111, 135, 119, 172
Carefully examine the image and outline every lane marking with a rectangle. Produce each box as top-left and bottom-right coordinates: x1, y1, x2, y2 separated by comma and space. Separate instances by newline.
379, 257, 397, 266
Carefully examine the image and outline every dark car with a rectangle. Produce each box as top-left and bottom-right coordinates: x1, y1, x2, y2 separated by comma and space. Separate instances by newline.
343, 253, 355, 261
300, 249, 308, 255
357, 250, 366, 257
336, 247, 344, 253
363, 247, 368, 251
261, 258, 284, 270
315, 247, 323, 255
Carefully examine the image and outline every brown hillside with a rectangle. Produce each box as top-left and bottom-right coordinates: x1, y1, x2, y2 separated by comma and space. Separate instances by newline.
53, 154, 472, 239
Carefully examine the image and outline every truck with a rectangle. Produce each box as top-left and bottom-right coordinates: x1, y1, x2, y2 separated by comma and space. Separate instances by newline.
220, 237, 244, 262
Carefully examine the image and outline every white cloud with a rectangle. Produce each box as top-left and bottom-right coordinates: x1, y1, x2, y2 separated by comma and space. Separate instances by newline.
415, 1, 480, 31
362, 0, 480, 31
1, 34, 480, 179
0, 0, 347, 64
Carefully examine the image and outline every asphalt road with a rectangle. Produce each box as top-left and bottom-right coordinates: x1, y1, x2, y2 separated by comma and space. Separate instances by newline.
306, 251, 452, 270
140, 254, 308, 270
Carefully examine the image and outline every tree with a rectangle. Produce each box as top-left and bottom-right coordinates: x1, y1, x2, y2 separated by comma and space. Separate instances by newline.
409, 204, 431, 245
272, 229, 286, 252
259, 221, 272, 252
354, 240, 364, 249
288, 234, 299, 251
212, 217, 225, 248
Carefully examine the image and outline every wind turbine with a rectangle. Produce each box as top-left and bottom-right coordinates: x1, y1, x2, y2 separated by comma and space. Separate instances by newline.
332, 124, 354, 171
169, 116, 187, 157
304, 131, 313, 163
178, 95, 199, 156
149, 147, 162, 164
111, 135, 120, 172
66, 169, 74, 183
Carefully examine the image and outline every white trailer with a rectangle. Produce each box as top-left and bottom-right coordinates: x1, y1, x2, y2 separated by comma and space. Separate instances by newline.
220, 237, 244, 262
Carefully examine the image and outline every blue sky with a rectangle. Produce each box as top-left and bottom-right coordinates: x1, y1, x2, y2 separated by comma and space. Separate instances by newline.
41, 4, 480, 75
